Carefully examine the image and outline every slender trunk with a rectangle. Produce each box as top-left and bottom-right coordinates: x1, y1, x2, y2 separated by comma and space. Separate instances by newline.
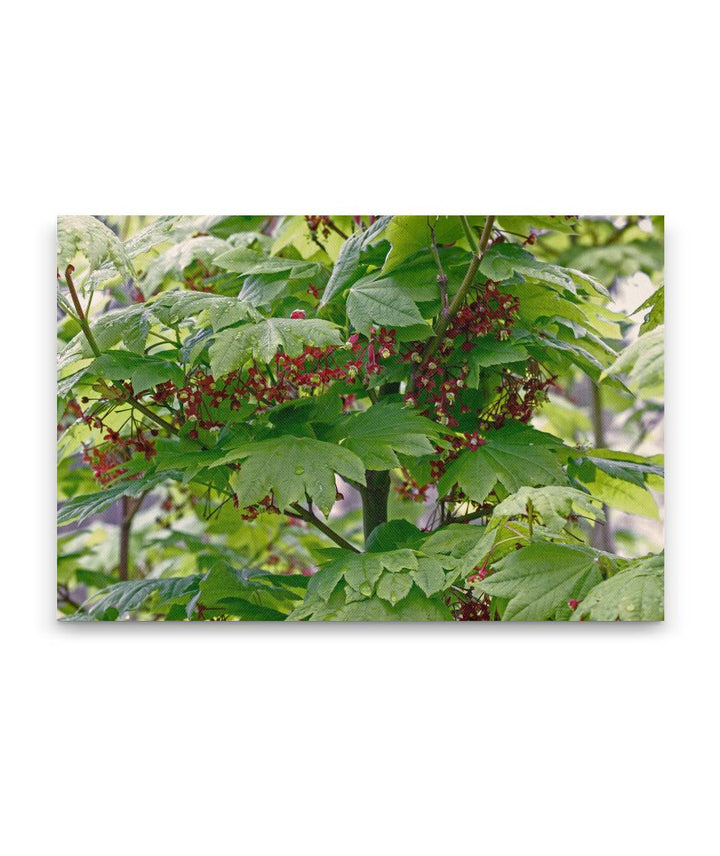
119, 496, 132, 581
590, 382, 614, 553
118, 495, 144, 581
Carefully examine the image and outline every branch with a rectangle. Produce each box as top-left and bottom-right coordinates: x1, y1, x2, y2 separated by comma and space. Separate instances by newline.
287, 502, 361, 553
408, 216, 495, 394
62, 265, 179, 437
428, 218, 449, 313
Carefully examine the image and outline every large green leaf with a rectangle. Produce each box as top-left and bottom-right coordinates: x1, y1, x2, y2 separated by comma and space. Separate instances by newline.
57, 215, 133, 281
438, 422, 568, 504
141, 235, 230, 292
327, 402, 445, 470
215, 436, 366, 515
345, 274, 429, 335
307, 548, 418, 599
150, 291, 258, 331
64, 575, 201, 621
572, 554, 664, 621
480, 243, 577, 291
379, 215, 473, 273
208, 317, 344, 375
476, 543, 603, 621
634, 285, 664, 333
88, 351, 184, 392
57, 471, 178, 525
600, 326, 664, 398
214, 246, 321, 278
496, 215, 579, 236
491, 485, 604, 532
572, 465, 659, 519
320, 216, 392, 305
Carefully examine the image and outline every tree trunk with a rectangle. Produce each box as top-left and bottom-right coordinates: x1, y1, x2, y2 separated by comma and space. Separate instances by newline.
119, 496, 132, 581
360, 470, 390, 542
589, 382, 614, 553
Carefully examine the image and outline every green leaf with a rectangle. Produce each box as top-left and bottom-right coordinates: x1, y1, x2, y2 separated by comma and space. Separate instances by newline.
197, 564, 301, 618
477, 543, 603, 621
150, 291, 257, 331
346, 274, 429, 335
438, 423, 567, 504
601, 326, 664, 398
57, 471, 177, 525
634, 285, 664, 333
570, 449, 663, 489
364, 520, 424, 552
61, 304, 151, 360
57, 215, 133, 281
89, 351, 184, 392
380, 215, 471, 273
141, 235, 229, 293
216, 436, 366, 515
376, 571, 414, 605
208, 317, 344, 375
572, 554, 664, 621
214, 246, 321, 278
491, 486, 604, 532
509, 282, 623, 339
496, 215, 579, 236
573, 467, 659, 519
328, 402, 445, 470
308, 548, 418, 599
411, 557, 447, 596
64, 575, 201, 621
480, 243, 576, 291
320, 216, 392, 305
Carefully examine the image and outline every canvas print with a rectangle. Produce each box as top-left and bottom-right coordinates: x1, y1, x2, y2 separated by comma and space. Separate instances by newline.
57, 215, 664, 621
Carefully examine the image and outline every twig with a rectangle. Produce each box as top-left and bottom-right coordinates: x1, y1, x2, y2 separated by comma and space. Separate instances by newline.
408, 216, 495, 394
62, 265, 179, 437
287, 502, 361, 553
428, 218, 449, 313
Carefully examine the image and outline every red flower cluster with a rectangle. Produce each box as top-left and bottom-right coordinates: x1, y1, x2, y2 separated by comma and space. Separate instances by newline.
394, 467, 430, 503
183, 259, 217, 293
82, 429, 157, 485
346, 327, 396, 378
403, 281, 519, 427
453, 596, 491, 621
305, 215, 332, 239
479, 360, 556, 430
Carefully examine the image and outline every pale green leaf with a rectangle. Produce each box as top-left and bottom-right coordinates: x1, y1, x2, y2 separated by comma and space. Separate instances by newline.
477, 543, 603, 621
217, 436, 366, 515
572, 554, 664, 621
209, 317, 344, 375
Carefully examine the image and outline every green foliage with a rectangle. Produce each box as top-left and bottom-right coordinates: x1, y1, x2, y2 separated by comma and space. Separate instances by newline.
327, 402, 445, 470
571, 554, 664, 621
209, 318, 344, 374
57, 214, 664, 622
601, 325, 664, 398
57, 215, 133, 282
491, 485, 604, 532
635, 285, 664, 333
476, 543, 604, 621
218, 436, 366, 515
438, 422, 568, 504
